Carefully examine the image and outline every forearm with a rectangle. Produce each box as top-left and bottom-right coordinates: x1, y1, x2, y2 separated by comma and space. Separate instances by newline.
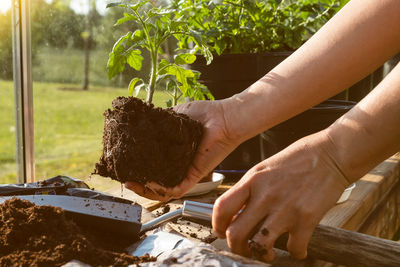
222, 0, 400, 142
325, 62, 400, 183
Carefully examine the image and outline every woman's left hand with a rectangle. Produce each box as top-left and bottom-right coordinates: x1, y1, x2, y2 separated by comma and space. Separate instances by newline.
212, 131, 350, 261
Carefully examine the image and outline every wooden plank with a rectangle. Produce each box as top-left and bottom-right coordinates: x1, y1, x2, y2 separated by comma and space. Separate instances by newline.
274, 224, 400, 267
320, 153, 400, 231
313, 153, 400, 267
358, 182, 400, 239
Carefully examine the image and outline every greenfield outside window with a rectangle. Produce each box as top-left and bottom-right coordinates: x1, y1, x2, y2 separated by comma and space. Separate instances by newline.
0, 0, 163, 192
0, 0, 17, 184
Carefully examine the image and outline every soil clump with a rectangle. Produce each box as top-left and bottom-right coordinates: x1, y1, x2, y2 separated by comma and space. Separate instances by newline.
249, 240, 268, 261
0, 198, 156, 266
94, 97, 203, 187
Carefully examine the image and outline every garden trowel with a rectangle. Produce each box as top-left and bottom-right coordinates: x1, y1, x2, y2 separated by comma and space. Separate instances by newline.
0, 195, 212, 239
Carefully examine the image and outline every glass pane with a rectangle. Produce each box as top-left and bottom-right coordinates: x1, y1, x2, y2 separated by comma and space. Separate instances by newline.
31, 0, 167, 192
0, 1, 17, 184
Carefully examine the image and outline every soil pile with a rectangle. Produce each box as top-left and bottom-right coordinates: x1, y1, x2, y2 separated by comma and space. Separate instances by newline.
94, 96, 203, 187
0, 198, 156, 266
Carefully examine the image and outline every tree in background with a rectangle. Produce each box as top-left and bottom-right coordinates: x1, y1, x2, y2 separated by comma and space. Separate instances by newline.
0, 0, 85, 81
0, 11, 13, 80
32, 0, 84, 49
82, 0, 101, 90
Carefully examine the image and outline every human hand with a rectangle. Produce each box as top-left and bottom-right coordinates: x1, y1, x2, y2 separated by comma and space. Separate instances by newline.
125, 100, 240, 201
212, 131, 350, 261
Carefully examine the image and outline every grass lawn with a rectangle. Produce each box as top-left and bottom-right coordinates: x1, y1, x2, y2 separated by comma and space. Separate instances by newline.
0, 79, 170, 186
33, 47, 116, 87
32, 46, 149, 88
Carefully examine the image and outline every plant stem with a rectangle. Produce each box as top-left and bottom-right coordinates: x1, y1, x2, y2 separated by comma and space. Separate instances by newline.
173, 87, 178, 106
238, 0, 244, 25
147, 50, 158, 104
132, 8, 157, 103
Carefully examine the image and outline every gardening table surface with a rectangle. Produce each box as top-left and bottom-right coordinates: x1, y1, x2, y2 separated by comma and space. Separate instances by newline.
102, 152, 400, 266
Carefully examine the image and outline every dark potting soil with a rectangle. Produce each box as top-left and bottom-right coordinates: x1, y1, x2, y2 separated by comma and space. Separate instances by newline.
94, 97, 203, 187
249, 240, 268, 261
0, 198, 156, 267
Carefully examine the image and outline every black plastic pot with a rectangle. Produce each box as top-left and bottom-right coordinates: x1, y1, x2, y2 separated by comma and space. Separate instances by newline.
191, 52, 292, 99
261, 99, 356, 159
192, 52, 293, 177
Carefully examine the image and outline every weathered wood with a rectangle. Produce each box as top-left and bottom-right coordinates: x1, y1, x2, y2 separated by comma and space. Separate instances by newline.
320, 153, 400, 231
274, 224, 400, 267
358, 182, 400, 238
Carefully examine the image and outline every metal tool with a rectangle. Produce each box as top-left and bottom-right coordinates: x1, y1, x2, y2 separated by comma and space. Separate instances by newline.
0, 195, 213, 238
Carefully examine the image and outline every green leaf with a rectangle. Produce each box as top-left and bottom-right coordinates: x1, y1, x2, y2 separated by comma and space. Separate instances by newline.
129, 1, 147, 12
107, 32, 135, 79
175, 53, 196, 65
134, 83, 147, 97
166, 80, 177, 92
164, 64, 195, 93
112, 32, 133, 54
148, 8, 175, 17
126, 49, 143, 71
157, 59, 171, 74
156, 74, 168, 84
201, 45, 213, 64
128, 78, 142, 95
115, 12, 138, 26
170, 20, 187, 31
107, 52, 126, 80
131, 29, 144, 42
165, 99, 173, 107
106, 2, 125, 8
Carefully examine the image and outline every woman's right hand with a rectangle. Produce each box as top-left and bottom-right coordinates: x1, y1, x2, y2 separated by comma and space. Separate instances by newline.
125, 99, 240, 201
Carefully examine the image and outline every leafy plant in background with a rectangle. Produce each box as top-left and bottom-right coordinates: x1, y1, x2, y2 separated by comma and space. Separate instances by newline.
106, 0, 214, 106
175, 0, 341, 55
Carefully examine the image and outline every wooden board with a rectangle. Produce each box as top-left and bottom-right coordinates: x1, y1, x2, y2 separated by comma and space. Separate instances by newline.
321, 153, 400, 235
358, 182, 400, 239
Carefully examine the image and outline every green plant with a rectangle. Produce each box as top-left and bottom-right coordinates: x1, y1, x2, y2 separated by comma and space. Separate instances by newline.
176, 0, 340, 54
106, 0, 213, 106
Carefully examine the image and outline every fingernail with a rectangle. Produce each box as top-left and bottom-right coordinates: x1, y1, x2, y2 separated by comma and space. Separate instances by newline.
213, 230, 226, 239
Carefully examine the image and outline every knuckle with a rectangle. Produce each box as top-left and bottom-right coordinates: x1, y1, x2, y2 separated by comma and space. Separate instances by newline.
213, 196, 228, 213
252, 164, 265, 173
252, 229, 276, 250
297, 206, 319, 225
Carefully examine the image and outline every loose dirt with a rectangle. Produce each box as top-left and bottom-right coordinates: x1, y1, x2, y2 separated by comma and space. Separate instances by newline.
249, 240, 268, 261
0, 198, 156, 267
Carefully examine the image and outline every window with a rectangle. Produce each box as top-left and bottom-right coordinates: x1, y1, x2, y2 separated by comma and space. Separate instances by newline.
0, 1, 17, 184
27, 0, 164, 192
4, 0, 190, 191
30, 0, 128, 190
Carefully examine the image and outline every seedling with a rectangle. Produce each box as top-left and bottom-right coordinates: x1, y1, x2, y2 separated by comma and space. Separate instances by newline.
106, 0, 214, 106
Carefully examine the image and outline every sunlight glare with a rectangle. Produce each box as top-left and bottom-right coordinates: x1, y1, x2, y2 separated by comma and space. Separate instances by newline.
0, 1, 11, 13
